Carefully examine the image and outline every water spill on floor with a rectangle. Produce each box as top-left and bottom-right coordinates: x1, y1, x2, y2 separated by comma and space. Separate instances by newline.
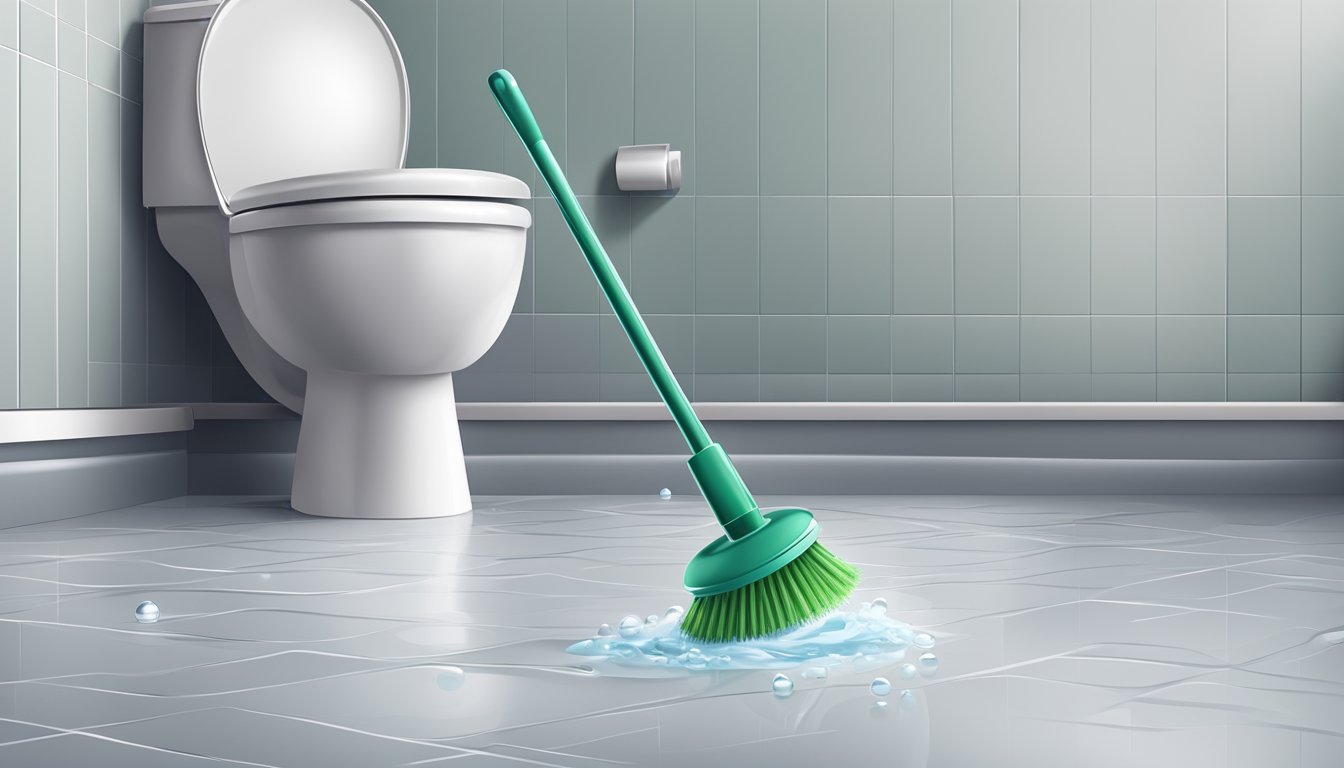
0, 493, 1340, 766
567, 600, 936, 676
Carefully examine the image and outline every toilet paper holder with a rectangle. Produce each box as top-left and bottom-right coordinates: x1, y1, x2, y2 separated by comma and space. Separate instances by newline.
615, 144, 682, 192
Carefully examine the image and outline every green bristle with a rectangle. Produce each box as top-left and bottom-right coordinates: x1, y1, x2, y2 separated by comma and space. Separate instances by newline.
679, 541, 860, 644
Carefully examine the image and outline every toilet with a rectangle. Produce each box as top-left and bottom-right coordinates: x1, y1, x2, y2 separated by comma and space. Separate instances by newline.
142, 0, 532, 519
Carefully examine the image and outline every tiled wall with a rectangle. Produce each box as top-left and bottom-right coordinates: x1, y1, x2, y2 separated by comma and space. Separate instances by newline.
373, 0, 1344, 403
0, 0, 264, 410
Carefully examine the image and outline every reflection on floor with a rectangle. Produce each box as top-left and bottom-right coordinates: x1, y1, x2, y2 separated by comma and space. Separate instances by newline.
0, 494, 1341, 767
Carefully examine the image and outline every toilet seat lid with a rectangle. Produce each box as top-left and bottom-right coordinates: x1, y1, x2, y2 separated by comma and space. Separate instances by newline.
197, 0, 409, 215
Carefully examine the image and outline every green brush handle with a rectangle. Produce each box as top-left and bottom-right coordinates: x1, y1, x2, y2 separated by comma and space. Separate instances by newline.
489, 70, 765, 540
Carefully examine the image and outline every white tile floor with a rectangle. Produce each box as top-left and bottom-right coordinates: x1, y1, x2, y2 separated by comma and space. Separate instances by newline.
0, 494, 1342, 767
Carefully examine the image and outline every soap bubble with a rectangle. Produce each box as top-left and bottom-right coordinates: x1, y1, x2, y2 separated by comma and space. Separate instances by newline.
435, 666, 465, 691
618, 615, 643, 638
134, 601, 160, 624
659, 488, 672, 500
870, 677, 892, 696
914, 632, 935, 649
771, 673, 794, 697
918, 652, 939, 676
597, 623, 614, 636
900, 689, 916, 708
899, 663, 918, 680
645, 614, 659, 625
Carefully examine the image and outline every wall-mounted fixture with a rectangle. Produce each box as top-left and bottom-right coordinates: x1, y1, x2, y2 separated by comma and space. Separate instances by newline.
615, 143, 682, 192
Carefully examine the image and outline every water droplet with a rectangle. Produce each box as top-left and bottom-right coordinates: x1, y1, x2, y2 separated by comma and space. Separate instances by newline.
654, 636, 687, 655
645, 614, 659, 625
134, 601, 159, 624
717, 655, 732, 665
899, 663, 918, 680
872, 597, 888, 612
870, 677, 892, 696
914, 632, 935, 649
436, 666, 465, 691
618, 615, 643, 638
597, 623, 614, 636
874, 700, 888, 710
659, 488, 672, 500
918, 652, 939, 676
900, 689, 916, 708
771, 673, 794, 697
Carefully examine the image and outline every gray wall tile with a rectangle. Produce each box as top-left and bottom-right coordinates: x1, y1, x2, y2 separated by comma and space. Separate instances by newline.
1157, 373, 1226, 401
828, 197, 892, 314
533, 202, 598, 314
695, 373, 759, 402
0, 49, 16, 409
761, 315, 826, 374
1303, 373, 1344, 400
695, 0, 757, 195
1228, 373, 1300, 401
631, 196, 694, 314
760, 197, 827, 315
1091, 0, 1155, 195
696, 197, 759, 314
827, 373, 890, 402
436, 0, 502, 174
952, 0, 1018, 194
567, 0, 633, 196
955, 316, 1019, 374
598, 372, 657, 402
955, 374, 1019, 401
601, 313, 692, 375
954, 197, 1018, 314
502, 0, 566, 192
761, 373, 826, 402
1227, 0, 1300, 195
894, 196, 953, 314
893, 374, 954, 402
1156, 0, 1226, 195
1092, 197, 1155, 314
635, 0, 694, 194
1020, 0, 1089, 195
828, 315, 890, 374
1092, 316, 1155, 373
1303, 0, 1344, 194
1020, 316, 1090, 373
369, 0, 437, 168
56, 0, 80, 29
1227, 197, 1300, 314
534, 373, 598, 402
87, 86, 118, 365
828, 0, 893, 195
84, 0, 114, 45
1021, 373, 1091, 402
456, 371, 534, 402
19, 59, 57, 408
760, 0, 825, 195
56, 70, 86, 407
56, 18, 82, 77
472, 314, 533, 373
1157, 315, 1226, 374
534, 314, 599, 374
1092, 373, 1156, 401
1302, 197, 1344, 314
1, 0, 15, 49
694, 315, 758, 374
1021, 197, 1090, 314
1157, 197, 1227, 314
1227, 315, 1300, 373
894, 0, 951, 195
86, 36, 116, 94
19, 1, 54, 64
892, 315, 954, 374
1302, 315, 1344, 373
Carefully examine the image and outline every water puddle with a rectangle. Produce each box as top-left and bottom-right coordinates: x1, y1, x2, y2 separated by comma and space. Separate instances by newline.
567, 598, 937, 675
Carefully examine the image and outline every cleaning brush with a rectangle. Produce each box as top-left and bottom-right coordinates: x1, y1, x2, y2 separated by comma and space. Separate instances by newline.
488, 70, 859, 643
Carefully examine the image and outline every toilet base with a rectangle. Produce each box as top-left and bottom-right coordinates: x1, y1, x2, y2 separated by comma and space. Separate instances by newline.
291, 370, 472, 519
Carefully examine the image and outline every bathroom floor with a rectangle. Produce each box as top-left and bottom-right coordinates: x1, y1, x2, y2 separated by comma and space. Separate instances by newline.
0, 493, 1341, 768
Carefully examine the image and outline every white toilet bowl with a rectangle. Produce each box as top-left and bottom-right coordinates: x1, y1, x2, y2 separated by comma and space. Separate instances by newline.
143, 0, 533, 518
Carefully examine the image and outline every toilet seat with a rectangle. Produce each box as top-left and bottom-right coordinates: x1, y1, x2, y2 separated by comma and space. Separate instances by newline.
230, 197, 532, 234
228, 168, 531, 213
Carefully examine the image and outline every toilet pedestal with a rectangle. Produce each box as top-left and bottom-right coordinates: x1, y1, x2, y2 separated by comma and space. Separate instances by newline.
291, 370, 472, 518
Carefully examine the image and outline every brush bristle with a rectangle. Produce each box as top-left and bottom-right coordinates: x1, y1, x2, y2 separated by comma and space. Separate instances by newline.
679, 541, 859, 644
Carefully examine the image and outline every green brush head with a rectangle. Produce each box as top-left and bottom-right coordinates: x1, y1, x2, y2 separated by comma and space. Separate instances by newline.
680, 533, 860, 644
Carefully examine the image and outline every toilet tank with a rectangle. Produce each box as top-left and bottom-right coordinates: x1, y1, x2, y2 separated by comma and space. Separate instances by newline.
142, 1, 223, 208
